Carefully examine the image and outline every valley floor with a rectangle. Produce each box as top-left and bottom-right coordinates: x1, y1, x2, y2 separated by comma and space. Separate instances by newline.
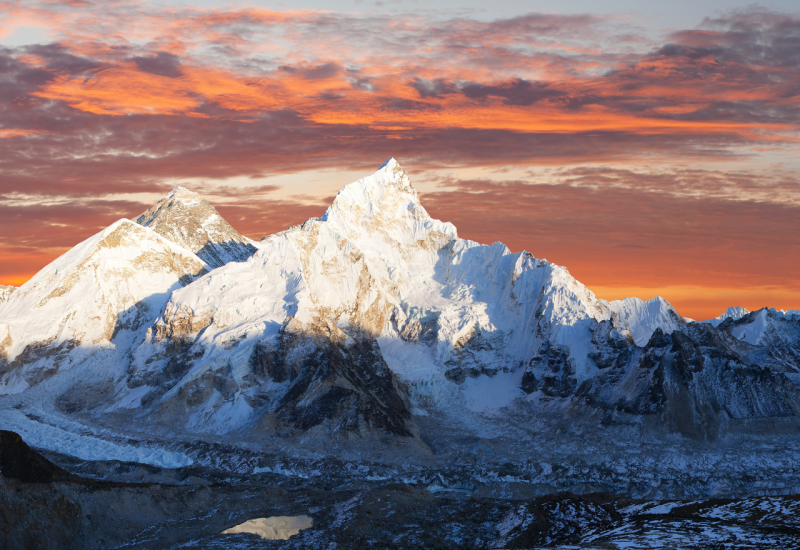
3, 430, 800, 550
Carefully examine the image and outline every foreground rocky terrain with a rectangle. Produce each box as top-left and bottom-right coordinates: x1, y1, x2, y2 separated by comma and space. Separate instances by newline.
3, 430, 800, 549
1, 160, 799, 547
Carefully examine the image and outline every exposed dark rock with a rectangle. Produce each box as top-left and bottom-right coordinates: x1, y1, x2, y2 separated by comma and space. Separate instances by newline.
574, 321, 800, 437
250, 338, 290, 383
0, 339, 77, 381
588, 320, 633, 370
399, 316, 439, 346
0, 430, 74, 484
272, 329, 415, 437
521, 341, 575, 397
443, 325, 503, 383
196, 239, 258, 270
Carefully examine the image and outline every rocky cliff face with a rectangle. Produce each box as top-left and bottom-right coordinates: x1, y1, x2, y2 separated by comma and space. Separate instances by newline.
577, 320, 800, 437
0, 160, 799, 467
136, 186, 257, 269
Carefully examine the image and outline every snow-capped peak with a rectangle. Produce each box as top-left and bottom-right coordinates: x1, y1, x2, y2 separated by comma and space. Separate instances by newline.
702, 306, 751, 327
606, 296, 685, 346
323, 158, 420, 219
166, 186, 195, 197
0, 219, 208, 375
319, 158, 456, 247
136, 186, 257, 269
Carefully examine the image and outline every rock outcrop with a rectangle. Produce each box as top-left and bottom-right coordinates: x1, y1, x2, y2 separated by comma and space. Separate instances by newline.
0, 285, 14, 304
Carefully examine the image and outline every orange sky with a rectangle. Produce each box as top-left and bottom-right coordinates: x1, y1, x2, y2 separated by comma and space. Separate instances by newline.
0, 2, 798, 319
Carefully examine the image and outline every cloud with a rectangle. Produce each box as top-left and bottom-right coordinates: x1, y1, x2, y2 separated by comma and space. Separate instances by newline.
132, 51, 182, 78
0, 1, 798, 316
2, 4, 797, 137
457, 79, 562, 106
0, 107, 760, 204
23, 43, 103, 74
0, 128, 45, 138
409, 78, 457, 98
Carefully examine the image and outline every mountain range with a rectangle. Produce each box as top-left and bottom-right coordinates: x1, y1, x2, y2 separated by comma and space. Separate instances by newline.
1, 159, 800, 496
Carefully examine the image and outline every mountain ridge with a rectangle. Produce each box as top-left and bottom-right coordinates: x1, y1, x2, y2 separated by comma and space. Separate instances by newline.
0, 159, 799, 484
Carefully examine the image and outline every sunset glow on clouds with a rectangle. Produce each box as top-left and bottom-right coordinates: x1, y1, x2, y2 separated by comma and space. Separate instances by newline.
0, 0, 799, 319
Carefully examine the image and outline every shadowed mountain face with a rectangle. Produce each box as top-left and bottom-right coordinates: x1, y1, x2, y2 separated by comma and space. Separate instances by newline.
0, 160, 799, 483
576, 321, 800, 439
249, 318, 415, 438
136, 187, 257, 269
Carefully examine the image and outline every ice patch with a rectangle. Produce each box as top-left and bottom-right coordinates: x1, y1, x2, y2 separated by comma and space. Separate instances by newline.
461, 370, 524, 413
251, 464, 309, 478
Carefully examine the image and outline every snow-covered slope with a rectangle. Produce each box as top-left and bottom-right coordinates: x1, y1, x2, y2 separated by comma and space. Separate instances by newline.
0, 285, 14, 304
729, 309, 772, 345
0, 219, 208, 393
136, 187, 257, 269
700, 308, 800, 366
606, 296, 685, 346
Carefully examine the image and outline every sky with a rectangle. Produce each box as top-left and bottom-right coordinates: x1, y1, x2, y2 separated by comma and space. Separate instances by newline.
0, 0, 798, 320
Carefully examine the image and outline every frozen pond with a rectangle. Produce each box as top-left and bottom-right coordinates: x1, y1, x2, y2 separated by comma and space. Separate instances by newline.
221, 515, 313, 540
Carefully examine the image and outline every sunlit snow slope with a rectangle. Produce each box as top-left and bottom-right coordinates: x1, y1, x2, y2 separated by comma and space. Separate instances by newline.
607, 296, 685, 346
